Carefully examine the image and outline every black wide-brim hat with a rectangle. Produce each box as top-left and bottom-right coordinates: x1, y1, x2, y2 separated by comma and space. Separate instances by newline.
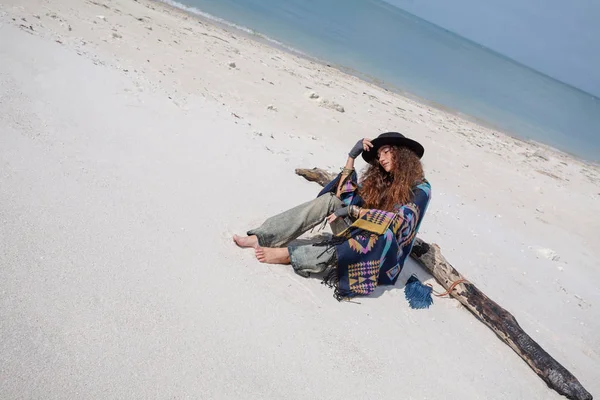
362, 132, 424, 163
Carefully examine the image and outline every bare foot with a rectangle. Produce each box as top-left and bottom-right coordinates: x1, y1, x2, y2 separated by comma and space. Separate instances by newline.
255, 247, 291, 265
233, 234, 258, 248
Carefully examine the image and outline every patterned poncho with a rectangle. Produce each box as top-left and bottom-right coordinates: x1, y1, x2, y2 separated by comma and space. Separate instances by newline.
317, 171, 431, 300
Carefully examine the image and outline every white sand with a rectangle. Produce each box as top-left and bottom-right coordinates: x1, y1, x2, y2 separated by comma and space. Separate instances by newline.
0, 0, 598, 398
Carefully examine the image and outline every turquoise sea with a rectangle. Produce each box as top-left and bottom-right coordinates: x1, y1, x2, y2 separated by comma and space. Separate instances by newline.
162, 0, 600, 162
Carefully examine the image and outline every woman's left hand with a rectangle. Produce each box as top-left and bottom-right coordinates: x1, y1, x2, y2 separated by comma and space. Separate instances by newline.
328, 207, 351, 224
327, 213, 338, 224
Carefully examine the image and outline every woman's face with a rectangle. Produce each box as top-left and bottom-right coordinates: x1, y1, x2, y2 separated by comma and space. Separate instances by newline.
378, 145, 394, 172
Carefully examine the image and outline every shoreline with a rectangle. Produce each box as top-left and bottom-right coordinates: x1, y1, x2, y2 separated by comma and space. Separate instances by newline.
156, 0, 598, 165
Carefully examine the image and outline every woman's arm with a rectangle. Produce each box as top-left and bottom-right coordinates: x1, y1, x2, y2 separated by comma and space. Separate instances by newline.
326, 205, 370, 224
336, 157, 356, 197
327, 138, 374, 224
343, 155, 356, 171
335, 138, 373, 196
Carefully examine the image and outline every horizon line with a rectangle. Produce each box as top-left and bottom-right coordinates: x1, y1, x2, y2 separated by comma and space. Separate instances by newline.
380, 0, 600, 100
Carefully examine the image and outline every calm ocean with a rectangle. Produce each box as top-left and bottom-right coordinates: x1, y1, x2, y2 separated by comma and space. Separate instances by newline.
162, 0, 600, 162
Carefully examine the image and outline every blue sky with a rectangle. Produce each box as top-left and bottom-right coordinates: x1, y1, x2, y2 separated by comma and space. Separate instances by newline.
385, 0, 600, 97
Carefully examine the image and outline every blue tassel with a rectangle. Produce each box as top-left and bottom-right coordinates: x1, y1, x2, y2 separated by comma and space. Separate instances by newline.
404, 275, 433, 309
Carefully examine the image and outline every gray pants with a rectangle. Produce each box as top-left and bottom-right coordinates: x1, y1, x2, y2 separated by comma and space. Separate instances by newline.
248, 193, 344, 276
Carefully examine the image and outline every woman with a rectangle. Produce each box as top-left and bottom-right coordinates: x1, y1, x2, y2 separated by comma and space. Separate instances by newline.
234, 132, 431, 300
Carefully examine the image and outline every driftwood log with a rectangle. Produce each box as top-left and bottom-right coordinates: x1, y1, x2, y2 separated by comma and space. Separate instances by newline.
296, 167, 592, 400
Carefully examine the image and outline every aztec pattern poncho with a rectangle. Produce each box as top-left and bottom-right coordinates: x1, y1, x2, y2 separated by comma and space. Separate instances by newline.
317, 171, 431, 300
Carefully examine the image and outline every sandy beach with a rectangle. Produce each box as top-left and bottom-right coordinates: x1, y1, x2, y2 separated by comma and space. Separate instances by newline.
1, 0, 598, 398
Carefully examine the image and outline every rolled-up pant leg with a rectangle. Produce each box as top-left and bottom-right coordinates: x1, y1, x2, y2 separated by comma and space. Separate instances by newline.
247, 193, 343, 248
287, 244, 337, 277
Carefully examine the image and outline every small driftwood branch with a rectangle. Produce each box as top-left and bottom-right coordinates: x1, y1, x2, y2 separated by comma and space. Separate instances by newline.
295, 168, 337, 187
296, 167, 592, 400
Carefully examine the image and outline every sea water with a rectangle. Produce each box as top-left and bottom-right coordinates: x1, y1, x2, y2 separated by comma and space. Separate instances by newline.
162, 0, 600, 161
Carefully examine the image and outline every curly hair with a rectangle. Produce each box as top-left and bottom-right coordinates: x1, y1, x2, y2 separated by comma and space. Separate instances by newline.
359, 146, 424, 211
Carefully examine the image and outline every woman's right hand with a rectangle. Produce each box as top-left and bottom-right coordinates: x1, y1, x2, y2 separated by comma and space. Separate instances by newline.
348, 138, 374, 159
